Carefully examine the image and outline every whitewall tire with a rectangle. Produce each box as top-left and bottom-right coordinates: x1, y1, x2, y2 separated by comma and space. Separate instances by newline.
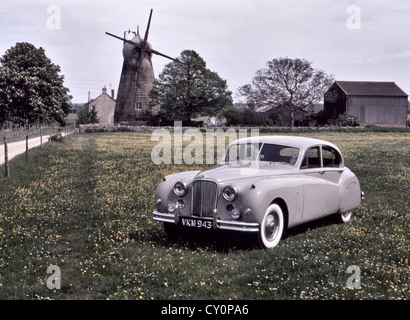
340, 211, 352, 223
257, 203, 285, 249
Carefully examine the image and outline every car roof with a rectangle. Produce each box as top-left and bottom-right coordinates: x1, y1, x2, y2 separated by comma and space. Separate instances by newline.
229, 135, 339, 151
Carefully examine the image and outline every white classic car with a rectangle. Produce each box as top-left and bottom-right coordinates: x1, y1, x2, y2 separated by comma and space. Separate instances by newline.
153, 135, 363, 248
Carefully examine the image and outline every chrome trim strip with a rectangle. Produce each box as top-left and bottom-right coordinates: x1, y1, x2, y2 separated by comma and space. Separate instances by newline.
153, 211, 175, 224
213, 209, 218, 230
217, 220, 260, 232
153, 211, 260, 233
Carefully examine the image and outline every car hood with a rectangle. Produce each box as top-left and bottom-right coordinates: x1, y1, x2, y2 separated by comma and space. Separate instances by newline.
194, 162, 297, 183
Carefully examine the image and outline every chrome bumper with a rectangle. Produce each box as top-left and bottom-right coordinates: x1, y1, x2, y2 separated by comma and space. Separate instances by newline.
153, 210, 260, 233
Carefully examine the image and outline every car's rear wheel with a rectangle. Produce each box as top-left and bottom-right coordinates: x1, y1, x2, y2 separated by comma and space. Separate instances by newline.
339, 211, 352, 223
257, 203, 285, 248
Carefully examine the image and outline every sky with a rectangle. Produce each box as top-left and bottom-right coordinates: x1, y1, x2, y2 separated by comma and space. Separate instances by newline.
1, 0, 410, 103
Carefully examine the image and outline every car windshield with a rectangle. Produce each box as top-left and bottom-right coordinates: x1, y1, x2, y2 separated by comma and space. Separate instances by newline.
225, 143, 299, 165
225, 143, 261, 163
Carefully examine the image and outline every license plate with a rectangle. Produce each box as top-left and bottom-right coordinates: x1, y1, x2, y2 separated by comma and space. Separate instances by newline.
181, 217, 212, 230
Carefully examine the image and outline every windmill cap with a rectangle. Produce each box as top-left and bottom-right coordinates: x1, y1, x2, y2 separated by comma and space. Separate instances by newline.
122, 30, 153, 58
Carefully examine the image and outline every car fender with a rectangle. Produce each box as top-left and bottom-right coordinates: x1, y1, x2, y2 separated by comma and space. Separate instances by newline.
155, 170, 200, 213
338, 170, 362, 213
239, 176, 303, 228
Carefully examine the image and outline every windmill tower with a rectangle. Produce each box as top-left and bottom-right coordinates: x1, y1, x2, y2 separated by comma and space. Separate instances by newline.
106, 9, 180, 124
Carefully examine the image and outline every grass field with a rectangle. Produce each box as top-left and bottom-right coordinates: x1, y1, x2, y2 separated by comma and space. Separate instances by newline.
0, 130, 408, 300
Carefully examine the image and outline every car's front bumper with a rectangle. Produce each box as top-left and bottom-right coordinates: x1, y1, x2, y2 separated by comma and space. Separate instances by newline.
153, 210, 260, 233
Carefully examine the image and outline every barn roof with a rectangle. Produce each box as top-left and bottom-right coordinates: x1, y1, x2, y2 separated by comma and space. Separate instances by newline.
334, 81, 408, 97
254, 103, 279, 113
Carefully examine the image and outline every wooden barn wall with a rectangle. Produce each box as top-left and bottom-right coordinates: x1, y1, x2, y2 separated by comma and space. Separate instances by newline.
347, 96, 408, 125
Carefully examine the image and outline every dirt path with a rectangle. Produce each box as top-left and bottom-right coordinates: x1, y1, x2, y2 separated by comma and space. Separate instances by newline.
0, 131, 73, 166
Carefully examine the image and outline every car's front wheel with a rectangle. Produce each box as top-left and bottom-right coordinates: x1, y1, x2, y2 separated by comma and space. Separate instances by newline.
257, 203, 285, 248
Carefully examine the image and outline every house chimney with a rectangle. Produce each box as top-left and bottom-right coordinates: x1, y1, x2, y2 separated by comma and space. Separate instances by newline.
102, 85, 107, 94
111, 89, 115, 99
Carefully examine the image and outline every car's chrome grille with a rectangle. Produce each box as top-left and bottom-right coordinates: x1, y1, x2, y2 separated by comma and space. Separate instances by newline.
192, 180, 218, 217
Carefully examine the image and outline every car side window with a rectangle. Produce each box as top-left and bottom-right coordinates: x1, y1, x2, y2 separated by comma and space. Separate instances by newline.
300, 146, 321, 169
259, 144, 299, 165
322, 146, 342, 168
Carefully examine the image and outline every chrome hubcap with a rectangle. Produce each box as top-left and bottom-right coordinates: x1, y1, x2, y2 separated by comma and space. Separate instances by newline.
265, 213, 278, 240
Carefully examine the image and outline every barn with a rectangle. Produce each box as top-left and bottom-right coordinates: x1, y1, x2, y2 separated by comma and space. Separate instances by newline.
324, 81, 408, 127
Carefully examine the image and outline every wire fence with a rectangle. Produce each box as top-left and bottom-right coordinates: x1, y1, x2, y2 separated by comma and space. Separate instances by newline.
1, 123, 76, 178
1, 123, 70, 141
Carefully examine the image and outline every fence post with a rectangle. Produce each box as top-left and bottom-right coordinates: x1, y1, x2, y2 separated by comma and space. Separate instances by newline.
26, 134, 29, 161
4, 137, 9, 178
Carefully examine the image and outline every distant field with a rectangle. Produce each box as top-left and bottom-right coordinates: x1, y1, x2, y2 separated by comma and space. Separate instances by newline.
0, 131, 408, 300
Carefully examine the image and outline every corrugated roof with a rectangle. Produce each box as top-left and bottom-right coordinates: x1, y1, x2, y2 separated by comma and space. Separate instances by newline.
254, 103, 278, 113
335, 81, 408, 97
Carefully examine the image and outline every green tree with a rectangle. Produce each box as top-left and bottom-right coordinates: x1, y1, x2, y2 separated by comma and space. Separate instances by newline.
77, 103, 99, 124
150, 50, 232, 123
238, 57, 334, 127
0, 42, 72, 126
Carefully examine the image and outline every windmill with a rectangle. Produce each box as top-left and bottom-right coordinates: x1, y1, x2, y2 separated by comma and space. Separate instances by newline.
106, 9, 180, 124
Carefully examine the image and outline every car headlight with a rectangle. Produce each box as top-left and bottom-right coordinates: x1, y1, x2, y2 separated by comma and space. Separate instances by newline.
173, 181, 188, 197
223, 184, 238, 202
